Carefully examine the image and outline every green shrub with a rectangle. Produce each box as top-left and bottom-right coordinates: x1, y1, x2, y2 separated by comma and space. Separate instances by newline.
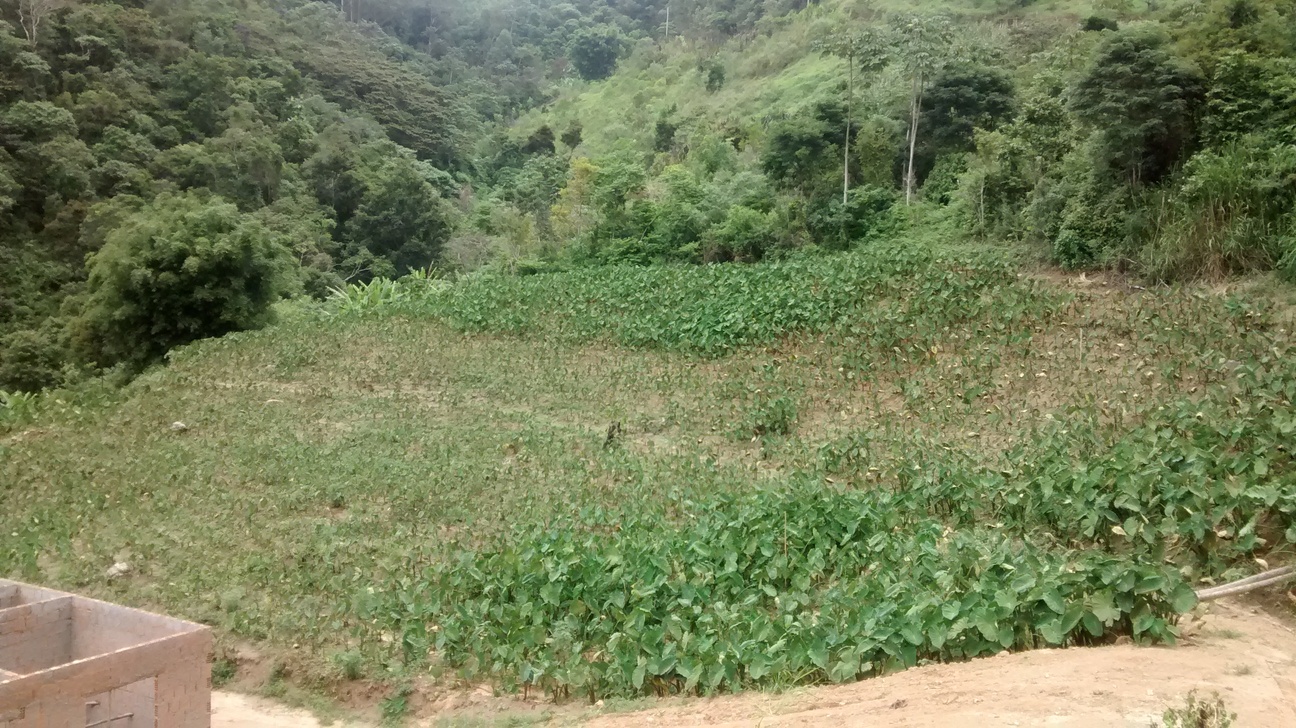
920, 154, 967, 205
0, 327, 64, 392
0, 389, 40, 428
72, 192, 293, 369
1051, 161, 1133, 269
1279, 224, 1296, 283
1138, 138, 1296, 281
1081, 16, 1119, 32
331, 649, 364, 681
703, 60, 726, 93
1052, 228, 1094, 269
806, 186, 898, 249
705, 206, 778, 262
370, 485, 1199, 699
746, 391, 797, 438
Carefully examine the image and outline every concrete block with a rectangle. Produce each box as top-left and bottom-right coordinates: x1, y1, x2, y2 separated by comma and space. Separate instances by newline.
0, 579, 212, 728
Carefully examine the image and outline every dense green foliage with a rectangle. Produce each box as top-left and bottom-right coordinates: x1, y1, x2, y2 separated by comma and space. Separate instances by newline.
335, 244, 1050, 356
480, 0, 1296, 282
0, 0, 472, 390
0, 0, 840, 391
380, 487, 1198, 697
72, 192, 293, 369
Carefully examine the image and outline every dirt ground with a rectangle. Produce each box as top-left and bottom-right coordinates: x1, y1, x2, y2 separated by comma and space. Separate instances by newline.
214, 596, 1296, 728
213, 692, 331, 728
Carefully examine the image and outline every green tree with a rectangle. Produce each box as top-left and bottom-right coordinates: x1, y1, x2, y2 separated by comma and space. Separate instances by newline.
817, 29, 887, 204
560, 123, 583, 149
569, 25, 623, 81
72, 192, 292, 368
701, 59, 725, 92
891, 14, 957, 204
761, 106, 839, 196
343, 156, 452, 278
0, 100, 76, 142
1068, 28, 1205, 185
590, 145, 648, 229
915, 65, 1016, 188
1199, 51, 1296, 147
922, 66, 1016, 156
522, 125, 556, 155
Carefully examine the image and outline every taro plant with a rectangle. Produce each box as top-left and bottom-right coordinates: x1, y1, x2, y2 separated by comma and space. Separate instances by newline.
0, 389, 39, 428
746, 391, 798, 438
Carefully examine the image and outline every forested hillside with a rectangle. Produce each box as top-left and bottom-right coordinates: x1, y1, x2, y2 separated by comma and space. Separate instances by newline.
4, 0, 1296, 716
488, 0, 1296, 280
2, 0, 1295, 395
0, 0, 471, 390
0, 0, 801, 392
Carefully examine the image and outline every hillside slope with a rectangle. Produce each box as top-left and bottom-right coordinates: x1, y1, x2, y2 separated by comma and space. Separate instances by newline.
519, 0, 1105, 155
0, 0, 473, 391
3, 243, 1294, 712
463, 0, 1296, 288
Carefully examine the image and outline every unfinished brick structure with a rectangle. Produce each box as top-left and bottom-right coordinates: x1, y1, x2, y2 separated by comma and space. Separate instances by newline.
0, 579, 211, 728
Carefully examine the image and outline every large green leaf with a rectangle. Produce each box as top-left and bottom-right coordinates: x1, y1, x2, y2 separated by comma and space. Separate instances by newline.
1039, 618, 1065, 645
808, 641, 830, 669
1042, 588, 1065, 614
1088, 591, 1120, 624
1169, 583, 1198, 614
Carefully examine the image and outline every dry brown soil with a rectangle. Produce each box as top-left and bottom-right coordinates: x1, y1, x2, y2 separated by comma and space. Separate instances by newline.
213, 596, 1296, 727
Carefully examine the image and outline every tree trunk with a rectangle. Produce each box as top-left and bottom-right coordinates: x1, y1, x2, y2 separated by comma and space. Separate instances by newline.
843, 50, 853, 205
978, 178, 986, 232
904, 73, 923, 206
18, 0, 38, 45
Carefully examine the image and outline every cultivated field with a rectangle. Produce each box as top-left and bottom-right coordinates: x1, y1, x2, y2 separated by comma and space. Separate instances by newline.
3, 243, 1294, 718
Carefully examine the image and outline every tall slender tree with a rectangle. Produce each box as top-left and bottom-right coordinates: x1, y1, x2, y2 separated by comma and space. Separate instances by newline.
16, 0, 75, 46
892, 14, 956, 205
817, 30, 887, 204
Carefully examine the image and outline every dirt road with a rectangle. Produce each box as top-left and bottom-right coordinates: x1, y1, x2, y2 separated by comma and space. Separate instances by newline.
215, 597, 1296, 727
